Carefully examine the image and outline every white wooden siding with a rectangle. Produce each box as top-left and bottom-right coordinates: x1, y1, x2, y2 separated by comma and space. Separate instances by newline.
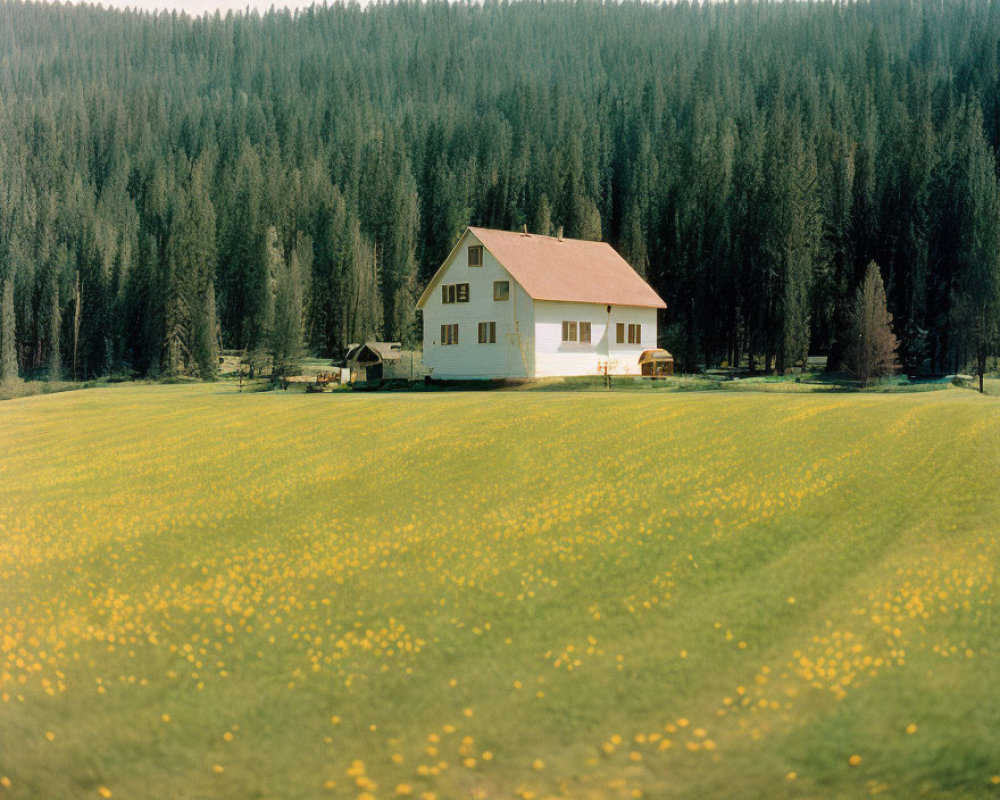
421, 231, 535, 378
533, 301, 657, 377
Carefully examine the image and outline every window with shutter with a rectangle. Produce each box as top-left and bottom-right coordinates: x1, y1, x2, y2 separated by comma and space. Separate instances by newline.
579, 322, 591, 343
479, 322, 496, 343
616, 323, 625, 343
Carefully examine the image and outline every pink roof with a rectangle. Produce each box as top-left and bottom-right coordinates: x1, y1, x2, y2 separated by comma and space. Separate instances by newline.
417, 227, 666, 309
469, 227, 666, 308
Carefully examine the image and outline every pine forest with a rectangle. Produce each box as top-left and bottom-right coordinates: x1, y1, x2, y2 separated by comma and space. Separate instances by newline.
1, 0, 1000, 381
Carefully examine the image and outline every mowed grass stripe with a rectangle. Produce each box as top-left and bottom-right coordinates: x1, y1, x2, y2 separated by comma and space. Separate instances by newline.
0, 384, 997, 799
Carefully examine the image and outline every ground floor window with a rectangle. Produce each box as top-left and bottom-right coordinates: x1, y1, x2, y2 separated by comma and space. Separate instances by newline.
615, 323, 642, 344
579, 321, 592, 343
478, 321, 496, 343
440, 323, 458, 345
561, 321, 578, 342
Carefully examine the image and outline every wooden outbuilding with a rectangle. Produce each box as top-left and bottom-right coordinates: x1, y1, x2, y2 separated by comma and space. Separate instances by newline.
639, 348, 674, 376
345, 342, 402, 382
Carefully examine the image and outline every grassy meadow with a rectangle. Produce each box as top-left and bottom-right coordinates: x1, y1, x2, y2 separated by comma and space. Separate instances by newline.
1, 384, 998, 799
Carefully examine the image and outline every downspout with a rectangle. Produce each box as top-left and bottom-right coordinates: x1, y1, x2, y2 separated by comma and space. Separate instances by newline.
606, 304, 612, 390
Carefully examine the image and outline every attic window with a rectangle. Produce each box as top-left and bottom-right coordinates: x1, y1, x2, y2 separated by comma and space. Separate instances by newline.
493, 281, 509, 301
468, 245, 483, 267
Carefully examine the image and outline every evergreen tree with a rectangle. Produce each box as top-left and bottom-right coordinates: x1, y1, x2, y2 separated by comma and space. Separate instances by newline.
271, 237, 304, 377
0, 276, 16, 383
844, 262, 899, 386
47, 270, 62, 380
951, 103, 1000, 393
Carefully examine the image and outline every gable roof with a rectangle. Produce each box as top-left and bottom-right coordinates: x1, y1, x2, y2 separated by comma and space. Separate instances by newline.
416, 227, 666, 309
346, 342, 402, 364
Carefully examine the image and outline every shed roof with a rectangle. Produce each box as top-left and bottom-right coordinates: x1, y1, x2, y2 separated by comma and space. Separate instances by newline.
416, 227, 666, 309
346, 342, 402, 364
639, 349, 674, 364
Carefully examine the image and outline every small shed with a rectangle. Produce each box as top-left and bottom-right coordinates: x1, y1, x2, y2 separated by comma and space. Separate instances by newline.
345, 342, 402, 382
639, 348, 674, 376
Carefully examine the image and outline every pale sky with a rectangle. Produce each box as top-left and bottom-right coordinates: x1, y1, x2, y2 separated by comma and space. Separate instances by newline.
73, 0, 329, 16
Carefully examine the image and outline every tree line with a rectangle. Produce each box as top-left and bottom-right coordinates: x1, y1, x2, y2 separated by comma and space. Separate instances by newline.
0, 0, 999, 382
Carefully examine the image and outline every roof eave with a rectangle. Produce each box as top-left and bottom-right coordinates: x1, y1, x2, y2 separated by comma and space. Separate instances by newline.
416, 228, 474, 309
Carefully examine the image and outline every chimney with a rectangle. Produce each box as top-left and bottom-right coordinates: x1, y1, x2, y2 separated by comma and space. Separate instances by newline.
557, 226, 563, 242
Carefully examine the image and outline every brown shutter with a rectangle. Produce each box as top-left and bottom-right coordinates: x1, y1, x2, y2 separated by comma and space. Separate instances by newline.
616, 323, 625, 343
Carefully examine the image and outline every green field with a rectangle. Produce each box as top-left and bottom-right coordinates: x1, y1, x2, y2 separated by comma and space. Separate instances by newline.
1, 385, 998, 799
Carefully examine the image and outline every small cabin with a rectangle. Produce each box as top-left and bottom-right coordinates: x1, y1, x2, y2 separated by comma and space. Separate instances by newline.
639, 349, 674, 376
345, 342, 402, 382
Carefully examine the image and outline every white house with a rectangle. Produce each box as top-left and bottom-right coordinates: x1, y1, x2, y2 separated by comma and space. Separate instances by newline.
416, 227, 667, 379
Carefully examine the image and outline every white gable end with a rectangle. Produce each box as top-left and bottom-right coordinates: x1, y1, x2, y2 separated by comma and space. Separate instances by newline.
419, 231, 535, 379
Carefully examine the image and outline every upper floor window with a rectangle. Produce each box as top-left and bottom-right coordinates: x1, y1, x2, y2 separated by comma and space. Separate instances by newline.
468, 245, 483, 267
441, 283, 470, 304
494, 281, 510, 301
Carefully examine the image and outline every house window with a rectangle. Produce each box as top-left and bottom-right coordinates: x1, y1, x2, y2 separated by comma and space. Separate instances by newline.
441, 283, 470, 304
579, 322, 592, 344
616, 322, 625, 343
561, 321, 578, 342
628, 323, 642, 344
440, 323, 459, 345
493, 281, 510, 301
478, 321, 496, 344
468, 245, 483, 267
